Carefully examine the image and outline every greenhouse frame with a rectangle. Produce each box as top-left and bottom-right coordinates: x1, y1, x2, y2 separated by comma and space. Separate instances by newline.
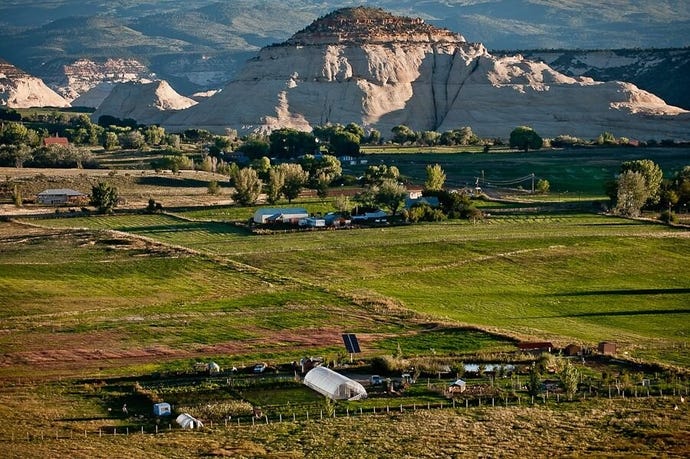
303, 366, 368, 400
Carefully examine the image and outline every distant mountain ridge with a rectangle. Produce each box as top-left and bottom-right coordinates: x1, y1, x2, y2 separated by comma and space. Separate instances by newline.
95, 7, 689, 141
1, 0, 688, 107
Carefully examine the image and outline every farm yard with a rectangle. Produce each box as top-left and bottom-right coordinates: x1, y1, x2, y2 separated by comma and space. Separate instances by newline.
0, 147, 689, 457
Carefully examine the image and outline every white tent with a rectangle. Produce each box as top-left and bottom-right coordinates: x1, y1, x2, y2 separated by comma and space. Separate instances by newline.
176, 413, 203, 429
303, 367, 367, 401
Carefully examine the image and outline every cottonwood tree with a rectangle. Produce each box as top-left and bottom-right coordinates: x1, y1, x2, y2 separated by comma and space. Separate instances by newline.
278, 163, 308, 203
375, 178, 407, 215
614, 170, 647, 217
424, 163, 446, 191
232, 167, 262, 206
333, 194, 353, 214
265, 166, 286, 204
620, 159, 663, 207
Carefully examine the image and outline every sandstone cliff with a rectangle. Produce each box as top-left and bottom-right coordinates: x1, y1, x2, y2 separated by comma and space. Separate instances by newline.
41, 58, 156, 108
92, 80, 197, 124
102, 7, 689, 140
0, 60, 70, 108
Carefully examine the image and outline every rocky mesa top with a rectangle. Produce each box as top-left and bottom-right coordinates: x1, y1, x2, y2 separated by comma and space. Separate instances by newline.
284, 7, 465, 46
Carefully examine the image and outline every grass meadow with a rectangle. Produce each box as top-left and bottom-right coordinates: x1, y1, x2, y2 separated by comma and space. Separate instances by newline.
16, 210, 690, 367
1, 147, 689, 457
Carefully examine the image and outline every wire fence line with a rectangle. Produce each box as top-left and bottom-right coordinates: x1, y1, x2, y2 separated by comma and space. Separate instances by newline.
2, 387, 687, 443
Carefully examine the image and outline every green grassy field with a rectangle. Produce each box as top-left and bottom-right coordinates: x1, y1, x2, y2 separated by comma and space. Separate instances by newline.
17, 210, 690, 367
352, 147, 690, 195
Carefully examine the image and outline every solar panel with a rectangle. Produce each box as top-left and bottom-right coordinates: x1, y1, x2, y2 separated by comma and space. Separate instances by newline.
342, 333, 361, 353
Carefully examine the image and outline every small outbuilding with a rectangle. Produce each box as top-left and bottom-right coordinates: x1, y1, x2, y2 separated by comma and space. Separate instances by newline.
564, 344, 582, 356
449, 379, 467, 394
153, 402, 171, 417
43, 135, 69, 147
253, 207, 309, 224
598, 342, 617, 355
37, 188, 88, 205
176, 413, 203, 429
303, 366, 367, 401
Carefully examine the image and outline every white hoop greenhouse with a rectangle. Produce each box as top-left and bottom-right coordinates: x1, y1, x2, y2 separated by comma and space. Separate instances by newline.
303, 367, 367, 400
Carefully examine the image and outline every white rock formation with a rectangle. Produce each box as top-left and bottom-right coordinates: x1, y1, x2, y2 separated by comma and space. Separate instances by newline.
92, 80, 197, 124
101, 7, 690, 140
0, 60, 70, 108
47, 58, 155, 107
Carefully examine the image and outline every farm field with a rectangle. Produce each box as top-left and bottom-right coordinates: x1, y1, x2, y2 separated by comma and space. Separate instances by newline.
17, 211, 690, 367
1, 147, 689, 457
354, 146, 690, 196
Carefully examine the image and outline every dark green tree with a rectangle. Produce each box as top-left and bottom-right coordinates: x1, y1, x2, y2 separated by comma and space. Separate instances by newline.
509, 126, 543, 152
90, 182, 119, 213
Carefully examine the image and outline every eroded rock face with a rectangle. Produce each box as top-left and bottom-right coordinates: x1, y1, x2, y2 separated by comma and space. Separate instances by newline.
45, 58, 155, 108
92, 80, 197, 125
0, 60, 70, 108
101, 7, 690, 140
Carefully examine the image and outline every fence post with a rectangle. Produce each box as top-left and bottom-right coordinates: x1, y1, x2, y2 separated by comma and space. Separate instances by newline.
252, 417, 255, 426
320, 410, 323, 420
492, 398, 495, 407
400, 404, 403, 413
114, 428, 117, 436
141, 426, 144, 434
465, 399, 468, 409
279, 414, 282, 423
99, 429, 102, 437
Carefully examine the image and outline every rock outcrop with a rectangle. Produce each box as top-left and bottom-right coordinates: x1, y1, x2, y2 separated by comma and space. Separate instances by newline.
92, 80, 197, 124
100, 7, 689, 140
0, 59, 70, 108
43, 58, 155, 108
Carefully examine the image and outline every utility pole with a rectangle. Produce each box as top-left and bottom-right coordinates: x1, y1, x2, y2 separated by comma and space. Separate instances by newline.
531, 173, 535, 193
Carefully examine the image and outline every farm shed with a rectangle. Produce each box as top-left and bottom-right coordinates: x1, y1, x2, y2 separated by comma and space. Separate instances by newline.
564, 344, 582, 356
449, 379, 467, 393
153, 402, 171, 416
351, 209, 388, 222
36, 188, 87, 205
253, 207, 309, 224
176, 413, 203, 429
598, 342, 617, 355
303, 367, 367, 401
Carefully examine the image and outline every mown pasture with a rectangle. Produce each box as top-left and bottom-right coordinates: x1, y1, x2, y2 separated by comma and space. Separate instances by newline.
22, 210, 690, 367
